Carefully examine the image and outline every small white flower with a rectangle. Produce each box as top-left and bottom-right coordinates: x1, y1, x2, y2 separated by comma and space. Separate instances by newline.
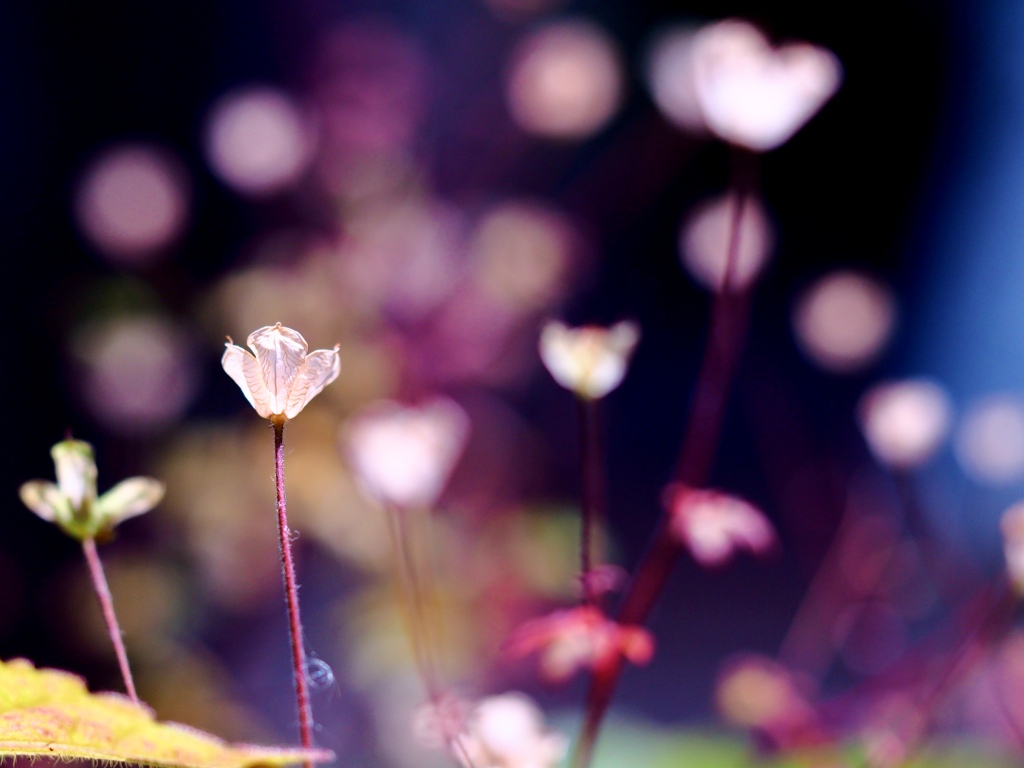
20, 439, 164, 541
341, 398, 470, 510
692, 19, 841, 152
221, 323, 340, 423
538, 320, 639, 400
667, 484, 776, 567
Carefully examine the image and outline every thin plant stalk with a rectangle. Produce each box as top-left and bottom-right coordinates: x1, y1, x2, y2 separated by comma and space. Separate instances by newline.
577, 396, 605, 605
573, 150, 758, 768
81, 536, 139, 704
272, 420, 314, 763
384, 504, 477, 768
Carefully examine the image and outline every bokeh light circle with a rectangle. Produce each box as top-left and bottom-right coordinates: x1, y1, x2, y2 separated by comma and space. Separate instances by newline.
793, 271, 896, 373
74, 144, 190, 266
204, 86, 315, 196
955, 395, 1024, 485
506, 20, 624, 139
680, 192, 774, 292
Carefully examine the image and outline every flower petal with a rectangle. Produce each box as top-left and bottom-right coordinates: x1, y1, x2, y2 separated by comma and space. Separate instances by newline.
95, 477, 166, 527
222, 342, 272, 418
51, 440, 97, 512
247, 324, 308, 416
19, 481, 70, 524
284, 347, 341, 419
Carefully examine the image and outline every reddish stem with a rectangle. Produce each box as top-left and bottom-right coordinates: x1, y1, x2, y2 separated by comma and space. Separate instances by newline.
273, 420, 314, 761
81, 536, 139, 704
573, 152, 757, 768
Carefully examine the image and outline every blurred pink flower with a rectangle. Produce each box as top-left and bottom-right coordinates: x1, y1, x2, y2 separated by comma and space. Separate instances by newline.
692, 19, 841, 152
666, 484, 776, 566
221, 323, 340, 423
341, 398, 470, 510
506, 605, 653, 681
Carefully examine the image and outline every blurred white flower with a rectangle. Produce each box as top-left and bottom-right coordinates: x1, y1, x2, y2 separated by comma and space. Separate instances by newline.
221, 323, 340, 424
858, 379, 952, 470
680, 192, 774, 292
692, 19, 841, 152
460, 693, 568, 768
1002, 503, 1024, 595
341, 398, 470, 510
539, 320, 639, 400
415, 692, 566, 768
666, 484, 776, 566
20, 439, 164, 541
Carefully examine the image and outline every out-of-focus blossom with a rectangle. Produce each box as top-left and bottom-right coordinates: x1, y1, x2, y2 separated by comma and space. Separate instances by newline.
715, 654, 824, 750
204, 86, 316, 196
680, 192, 774, 292
1001, 503, 1024, 595
415, 692, 567, 768
73, 314, 199, 435
341, 398, 470, 510
955, 395, 1024, 485
222, 323, 341, 424
462, 693, 568, 768
74, 144, 190, 266
692, 19, 841, 152
793, 271, 897, 373
539, 321, 639, 400
858, 379, 953, 470
506, 20, 623, 139
645, 25, 706, 132
506, 605, 654, 681
20, 439, 164, 542
665, 484, 776, 567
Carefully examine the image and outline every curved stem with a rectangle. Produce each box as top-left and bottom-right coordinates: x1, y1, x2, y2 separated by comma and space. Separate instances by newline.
273, 420, 314, 761
81, 536, 138, 704
573, 149, 758, 768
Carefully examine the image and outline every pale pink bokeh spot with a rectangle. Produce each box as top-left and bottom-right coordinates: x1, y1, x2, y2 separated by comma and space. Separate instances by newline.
204, 86, 316, 196
793, 271, 897, 373
692, 19, 842, 152
858, 379, 953, 470
74, 144, 190, 265
1001, 503, 1024, 594
680, 192, 774, 292
644, 25, 707, 133
955, 395, 1024, 485
72, 315, 198, 434
506, 20, 624, 139
342, 398, 470, 510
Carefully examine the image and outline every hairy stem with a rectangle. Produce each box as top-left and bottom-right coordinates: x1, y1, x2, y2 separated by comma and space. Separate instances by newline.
578, 396, 605, 605
82, 536, 138, 704
273, 420, 314, 761
573, 150, 757, 768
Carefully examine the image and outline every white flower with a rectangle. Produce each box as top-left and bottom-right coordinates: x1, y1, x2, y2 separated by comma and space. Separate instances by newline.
461, 693, 568, 768
20, 439, 164, 541
692, 19, 841, 152
221, 323, 340, 423
341, 398, 470, 510
538, 320, 639, 400
666, 484, 776, 566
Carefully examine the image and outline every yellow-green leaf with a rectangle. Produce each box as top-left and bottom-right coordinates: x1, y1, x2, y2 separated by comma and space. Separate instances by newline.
0, 658, 333, 768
